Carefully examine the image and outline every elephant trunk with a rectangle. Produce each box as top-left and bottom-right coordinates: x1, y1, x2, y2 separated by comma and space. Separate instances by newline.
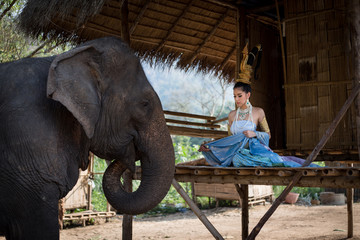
102, 114, 175, 215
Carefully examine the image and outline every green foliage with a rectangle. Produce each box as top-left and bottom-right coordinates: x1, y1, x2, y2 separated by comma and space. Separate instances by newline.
0, 0, 71, 63
90, 136, 206, 215
172, 135, 203, 164
273, 185, 324, 199
91, 156, 108, 212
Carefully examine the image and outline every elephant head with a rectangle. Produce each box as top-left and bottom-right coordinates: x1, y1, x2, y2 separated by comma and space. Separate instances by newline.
46, 37, 175, 215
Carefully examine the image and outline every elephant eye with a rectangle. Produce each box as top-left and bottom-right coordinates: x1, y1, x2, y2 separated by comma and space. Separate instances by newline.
141, 100, 149, 107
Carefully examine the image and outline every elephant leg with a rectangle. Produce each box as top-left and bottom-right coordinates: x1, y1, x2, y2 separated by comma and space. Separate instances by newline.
1, 183, 61, 240
5, 201, 59, 240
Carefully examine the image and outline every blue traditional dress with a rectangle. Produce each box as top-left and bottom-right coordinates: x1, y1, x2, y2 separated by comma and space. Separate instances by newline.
202, 110, 317, 168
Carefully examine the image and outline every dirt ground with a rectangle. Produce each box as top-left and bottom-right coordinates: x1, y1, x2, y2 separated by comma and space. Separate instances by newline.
1, 203, 359, 239
57, 203, 360, 240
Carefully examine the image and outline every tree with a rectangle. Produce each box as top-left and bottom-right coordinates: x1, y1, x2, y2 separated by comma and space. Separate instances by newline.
0, 0, 69, 63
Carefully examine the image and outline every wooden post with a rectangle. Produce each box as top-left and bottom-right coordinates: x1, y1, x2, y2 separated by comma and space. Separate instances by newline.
246, 84, 360, 240
235, 184, 249, 240
347, 187, 354, 238
191, 181, 197, 205
275, 0, 287, 84
236, 6, 247, 80
119, 3, 133, 228
122, 170, 133, 240
172, 179, 224, 240
121, 0, 130, 44
346, 3, 359, 237
347, 0, 360, 160
87, 152, 94, 211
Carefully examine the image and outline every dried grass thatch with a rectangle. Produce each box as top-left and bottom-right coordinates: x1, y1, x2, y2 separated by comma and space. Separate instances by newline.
17, 0, 280, 82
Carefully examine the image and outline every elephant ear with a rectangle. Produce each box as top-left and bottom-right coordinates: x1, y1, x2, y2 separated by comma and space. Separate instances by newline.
47, 45, 102, 139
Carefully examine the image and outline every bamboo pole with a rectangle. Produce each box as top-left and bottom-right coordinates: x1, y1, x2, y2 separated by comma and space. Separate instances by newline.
172, 179, 224, 240
278, 170, 293, 177
174, 174, 360, 188
275, 0, 287, 84
194, 169, 212, 175
320, 169, 341, 176
302, 170, 318, 176
246, 83, 360, 240
346, 169, 359, 176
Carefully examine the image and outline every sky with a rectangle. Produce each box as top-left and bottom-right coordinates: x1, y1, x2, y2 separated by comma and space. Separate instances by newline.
141, 62, 234, 114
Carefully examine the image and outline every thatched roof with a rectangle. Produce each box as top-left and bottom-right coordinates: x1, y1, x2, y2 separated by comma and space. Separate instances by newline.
18, 0, 283, 82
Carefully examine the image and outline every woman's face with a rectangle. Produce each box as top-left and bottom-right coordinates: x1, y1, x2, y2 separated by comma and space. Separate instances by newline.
233, 87, 250, 109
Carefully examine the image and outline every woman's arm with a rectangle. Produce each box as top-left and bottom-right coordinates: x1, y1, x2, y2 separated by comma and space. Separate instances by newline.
258, 108, 271, 139
227, 110, 235, 136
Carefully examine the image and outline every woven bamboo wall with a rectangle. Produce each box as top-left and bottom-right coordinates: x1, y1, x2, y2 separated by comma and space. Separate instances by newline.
64, 169, 89, 210
284, 0, 356, 150
245, 19, 285, 149
193, 183, 273, 201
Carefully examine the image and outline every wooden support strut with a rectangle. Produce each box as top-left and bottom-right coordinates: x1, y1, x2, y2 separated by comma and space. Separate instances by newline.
235, 184, 249, 240
172, 179, 224, 240
246, 83, 360, 240
122, 170, 133, 240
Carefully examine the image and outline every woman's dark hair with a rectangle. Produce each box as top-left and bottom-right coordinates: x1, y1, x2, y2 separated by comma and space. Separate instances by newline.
234, 82, 252, 93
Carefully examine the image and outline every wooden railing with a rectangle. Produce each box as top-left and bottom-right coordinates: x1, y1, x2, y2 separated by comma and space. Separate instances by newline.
164, 110, 228, 139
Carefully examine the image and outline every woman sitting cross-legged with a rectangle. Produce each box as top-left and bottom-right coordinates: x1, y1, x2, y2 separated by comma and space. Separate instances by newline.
198, 44, 318, 168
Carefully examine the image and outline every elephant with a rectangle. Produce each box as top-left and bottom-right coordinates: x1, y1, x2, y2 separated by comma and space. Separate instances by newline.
0, 37, 175, 240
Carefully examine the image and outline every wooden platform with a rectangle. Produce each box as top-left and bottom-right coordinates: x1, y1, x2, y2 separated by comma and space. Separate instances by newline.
171, 165, 360, 189
62, 210, 116, 227
63, 210, 116, 221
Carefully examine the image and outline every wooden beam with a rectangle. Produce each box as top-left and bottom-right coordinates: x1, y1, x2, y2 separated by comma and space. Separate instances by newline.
155, 0, 194, 52
205, 0, 237, 9
131, 36, 236, 63
174, 174, 360, 188
247, 1, 283, 14
129, 0, 151, 34
275, 0, 287, 84
188, 9, 230, 64
120, 0, 130, 44
246, 14, 278, 29
246, 83, 360, 240
166, 119, 221, 128
164, 110, 216, 120
235, 7, 247, 80
283, 9, 337, 23
167, 125, 228, 138
219, 46, 236, 70
172, 179, 224, 240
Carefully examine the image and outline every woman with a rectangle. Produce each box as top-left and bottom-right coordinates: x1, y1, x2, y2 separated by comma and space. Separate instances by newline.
199, 44, 317, 168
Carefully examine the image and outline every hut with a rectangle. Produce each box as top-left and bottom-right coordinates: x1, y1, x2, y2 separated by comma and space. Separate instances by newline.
16, 0, 360, 239
18, 0, 358, 154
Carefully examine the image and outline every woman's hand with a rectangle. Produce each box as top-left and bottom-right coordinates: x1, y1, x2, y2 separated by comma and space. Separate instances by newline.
198, 144, 211, 152
243, 130, 256, 138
